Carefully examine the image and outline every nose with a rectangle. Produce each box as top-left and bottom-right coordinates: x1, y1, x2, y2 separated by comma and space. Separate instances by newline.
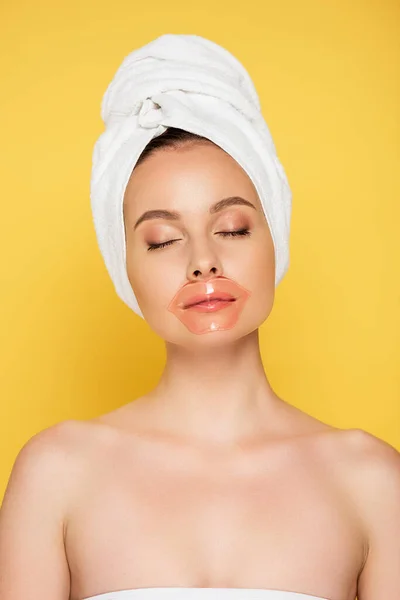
192, 265, 218, 280
186, 240, 224, 282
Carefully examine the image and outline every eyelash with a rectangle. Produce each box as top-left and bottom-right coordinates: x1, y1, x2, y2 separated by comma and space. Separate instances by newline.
147, 229, 251, 251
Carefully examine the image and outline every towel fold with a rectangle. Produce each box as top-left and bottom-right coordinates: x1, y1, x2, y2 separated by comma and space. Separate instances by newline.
90, 34, 292, 318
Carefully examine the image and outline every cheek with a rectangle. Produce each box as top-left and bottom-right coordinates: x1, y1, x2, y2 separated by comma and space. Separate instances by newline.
254, 226, 275, 276
259, 239, 276, 280
126, 247, 180, 312
257, 242, 276, 314
255, 237, 276, 290
230, 233, 275, 284
239, 237, 275, 316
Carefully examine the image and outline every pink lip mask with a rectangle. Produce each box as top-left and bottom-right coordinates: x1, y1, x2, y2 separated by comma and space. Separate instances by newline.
167, 276, 251, 335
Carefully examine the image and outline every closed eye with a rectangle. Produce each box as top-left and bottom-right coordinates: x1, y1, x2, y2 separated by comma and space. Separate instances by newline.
147, 229, 251, 251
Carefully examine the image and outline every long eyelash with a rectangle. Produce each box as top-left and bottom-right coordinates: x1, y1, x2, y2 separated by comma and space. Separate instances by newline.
219, 228, 251, 238
147, 229, 251, 251
147, 239, 178, 251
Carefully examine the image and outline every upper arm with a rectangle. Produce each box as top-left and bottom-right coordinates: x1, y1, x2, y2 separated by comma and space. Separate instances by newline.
0, 422, 74, 599
356, 432, 400, 599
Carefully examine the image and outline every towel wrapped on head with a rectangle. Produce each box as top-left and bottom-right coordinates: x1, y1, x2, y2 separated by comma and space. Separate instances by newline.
90, 33, 292, 318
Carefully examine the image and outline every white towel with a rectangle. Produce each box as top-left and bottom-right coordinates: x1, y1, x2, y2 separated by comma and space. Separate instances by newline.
90, 34, 292, 318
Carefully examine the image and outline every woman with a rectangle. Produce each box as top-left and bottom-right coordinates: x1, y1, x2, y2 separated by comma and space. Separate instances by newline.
0, 35, 399, 600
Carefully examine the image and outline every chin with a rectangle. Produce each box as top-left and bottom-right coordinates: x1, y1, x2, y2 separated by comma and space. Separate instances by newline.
156, 316, 265, 348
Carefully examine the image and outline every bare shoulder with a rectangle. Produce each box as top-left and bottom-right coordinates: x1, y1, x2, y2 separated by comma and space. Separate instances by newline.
304, 425, 400, 504
345, 427, 400, 496
2, 419, 111, 510
7, 420, 82, 479
334, 427, 400, 474
12, 418, 103, 464
335, 429, 400, 595
0, 420, 110, 597
29, 416, 123, 447
320, 426, 400, 477
325, 427, 400, 530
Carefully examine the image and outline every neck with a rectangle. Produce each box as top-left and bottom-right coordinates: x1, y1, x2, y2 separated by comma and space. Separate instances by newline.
144, 329, 286, 447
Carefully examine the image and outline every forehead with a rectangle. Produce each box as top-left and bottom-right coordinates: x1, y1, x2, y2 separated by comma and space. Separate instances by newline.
124, 143, 260, 215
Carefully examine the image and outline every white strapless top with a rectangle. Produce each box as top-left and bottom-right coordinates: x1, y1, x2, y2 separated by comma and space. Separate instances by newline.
82, 587, 331, 600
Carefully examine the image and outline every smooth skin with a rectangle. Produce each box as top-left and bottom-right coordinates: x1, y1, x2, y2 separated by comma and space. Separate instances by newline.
0, 142, 399, 600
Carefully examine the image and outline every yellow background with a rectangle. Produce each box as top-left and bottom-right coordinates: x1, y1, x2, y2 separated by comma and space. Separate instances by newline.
1, 0, 399, 501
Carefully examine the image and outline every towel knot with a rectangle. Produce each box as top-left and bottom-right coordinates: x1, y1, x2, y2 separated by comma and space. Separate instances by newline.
134, 97, 164, 129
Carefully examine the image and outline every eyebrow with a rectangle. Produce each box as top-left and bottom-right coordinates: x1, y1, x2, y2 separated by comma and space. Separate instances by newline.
133, 196, 257, 231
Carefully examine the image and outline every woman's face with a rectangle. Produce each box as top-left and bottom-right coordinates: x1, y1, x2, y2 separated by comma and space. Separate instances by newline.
123, 141, 275, 346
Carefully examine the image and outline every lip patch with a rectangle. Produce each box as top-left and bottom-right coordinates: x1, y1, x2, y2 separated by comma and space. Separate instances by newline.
167, 276, 251, 334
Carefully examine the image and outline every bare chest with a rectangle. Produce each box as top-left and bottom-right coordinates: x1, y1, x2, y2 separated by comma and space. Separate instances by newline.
65, 439, 365, 600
